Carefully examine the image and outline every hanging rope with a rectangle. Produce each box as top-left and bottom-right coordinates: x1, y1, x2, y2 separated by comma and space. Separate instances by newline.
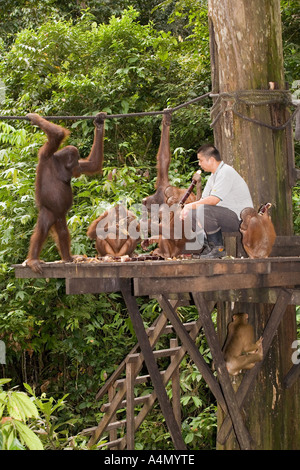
0, 92, 211, 121
0, 89, 299, 136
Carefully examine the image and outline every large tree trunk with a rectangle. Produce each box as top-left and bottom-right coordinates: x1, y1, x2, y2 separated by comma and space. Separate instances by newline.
208, 0, 295, 231
208, 0, 300, 450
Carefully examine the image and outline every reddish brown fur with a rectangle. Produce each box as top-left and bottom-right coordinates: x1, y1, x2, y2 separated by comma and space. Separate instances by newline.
87, 204, 140, 257
223, 313, 263, 376
141, 207, 190, 258
26, 112, 106, 273
141, 112, 196, 258
164, 185, 196, 206
240, 205, 276, 258
142, 112, 196, 210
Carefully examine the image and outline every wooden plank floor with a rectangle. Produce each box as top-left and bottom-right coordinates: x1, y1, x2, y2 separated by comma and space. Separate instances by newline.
13, 256, 300, 296
13, 256, 300, 279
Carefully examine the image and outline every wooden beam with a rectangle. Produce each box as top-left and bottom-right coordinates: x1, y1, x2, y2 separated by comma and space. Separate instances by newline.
95, 311, 169, 401
217, 288, 292, 445
204, 288, 300, 305
108, 385, 118, 448
126, 355, 137, 450
192, 292, 253, 450
13, 256, 300, 281
101, 393, 153, 412
66, 277, 121, 294
271, 236, 300, 257
120, 279, 187, 451
283, 364, 300, 389
170, 338, 181, 429
134, 271, 300, 296
116, 308, 209, 450
90, 311, 170, 444
156, 294, 227, 413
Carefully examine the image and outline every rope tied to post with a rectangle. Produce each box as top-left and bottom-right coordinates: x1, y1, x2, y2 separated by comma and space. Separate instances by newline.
210, 89, 300, 133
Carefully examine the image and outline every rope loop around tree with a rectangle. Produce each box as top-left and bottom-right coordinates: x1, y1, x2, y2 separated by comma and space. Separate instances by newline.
210, 89, 300, 132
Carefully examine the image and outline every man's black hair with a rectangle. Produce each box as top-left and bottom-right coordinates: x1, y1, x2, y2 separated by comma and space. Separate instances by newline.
197, 144, 222, 161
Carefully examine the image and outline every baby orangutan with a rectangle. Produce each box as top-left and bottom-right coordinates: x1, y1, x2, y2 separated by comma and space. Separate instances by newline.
222, 313, 263, 376
240, 203, 276, 258
142, 171, 202, 258
87, 204, 140, 257
141, 207, 187, 258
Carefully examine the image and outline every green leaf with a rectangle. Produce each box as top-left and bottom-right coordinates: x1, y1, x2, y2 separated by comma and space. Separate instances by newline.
8, 392, 39, 421
0, 378, 11, 387
8, 436, 25, 450
0, 391, 7, 418
13, 420, 43, 450
158, 50, 169, 62
121, 100, 129, 114
23, 383, 34, 396
184, 432, 194, 444
181, 395, 191, 406
192, 396, 202, 408
6, 427, 16, 450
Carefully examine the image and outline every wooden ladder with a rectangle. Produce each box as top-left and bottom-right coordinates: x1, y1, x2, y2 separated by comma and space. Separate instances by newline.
82, 296, 203, 450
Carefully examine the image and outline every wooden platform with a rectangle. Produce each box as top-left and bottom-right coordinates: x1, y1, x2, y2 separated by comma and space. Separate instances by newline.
14, 256, 300, 297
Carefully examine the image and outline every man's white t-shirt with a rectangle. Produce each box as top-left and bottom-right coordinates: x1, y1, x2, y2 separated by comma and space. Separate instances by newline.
201, 161, 253, 219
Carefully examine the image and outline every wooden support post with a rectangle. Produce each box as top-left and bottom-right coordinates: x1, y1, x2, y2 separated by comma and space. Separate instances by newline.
108, 385, 118, 448
192, 292, 253, 450
88, 310, 171, 447
170, 338, 181, 428
96, 311, 168, 401
284, 363, 300, 389
156, 295, 227, 411
126, 355, 138, 450
117, 311, 207, 450
217, 288, 292, 445
120, 279, 187, 450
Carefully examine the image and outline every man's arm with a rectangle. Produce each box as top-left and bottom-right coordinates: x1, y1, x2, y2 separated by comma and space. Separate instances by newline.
180, 195, 220, 220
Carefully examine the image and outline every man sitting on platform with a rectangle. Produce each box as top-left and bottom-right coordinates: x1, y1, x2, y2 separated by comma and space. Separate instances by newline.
180, 144, 253, 258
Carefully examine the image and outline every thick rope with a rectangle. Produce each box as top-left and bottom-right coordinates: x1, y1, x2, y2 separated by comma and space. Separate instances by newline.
210, 89, 300, 132
0, 90, 299, 135
0, 92, 211, 121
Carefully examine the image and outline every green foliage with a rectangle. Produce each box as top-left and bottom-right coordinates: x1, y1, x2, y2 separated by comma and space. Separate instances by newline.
0, 1, 180, 48
96, 305, 217, 450
0, 378, 77, 450
23, 382, 73, 450
0, 116, 140, 435
182, 404, 217, 449
0, 8, 211, 165
293, 182, 300, 235
0, 378, 43, 449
